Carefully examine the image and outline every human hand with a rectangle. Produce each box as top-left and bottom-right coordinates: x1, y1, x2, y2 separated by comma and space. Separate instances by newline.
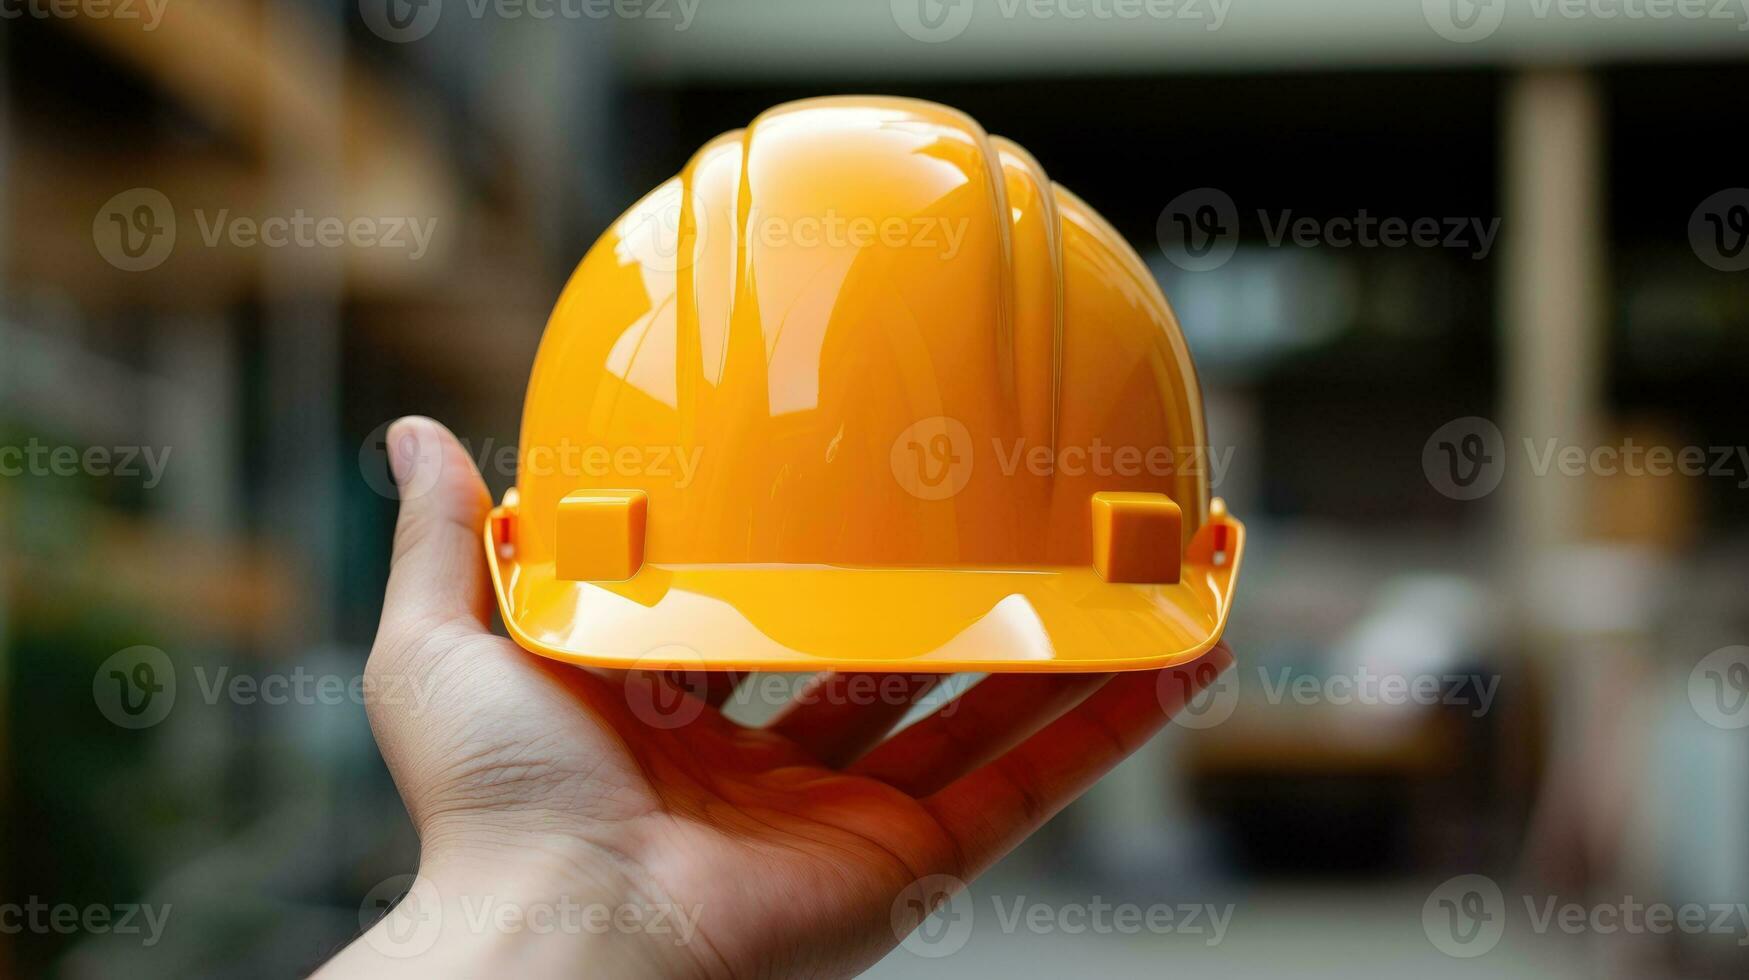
320, 416, 1233, 979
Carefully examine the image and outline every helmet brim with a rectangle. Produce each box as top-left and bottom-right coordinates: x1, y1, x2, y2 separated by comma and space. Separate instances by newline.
484, 504, 1242, 673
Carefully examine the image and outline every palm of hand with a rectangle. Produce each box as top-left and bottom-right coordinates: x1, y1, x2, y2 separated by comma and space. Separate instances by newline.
357, 418, 1230, 979
385, 627, 959, 976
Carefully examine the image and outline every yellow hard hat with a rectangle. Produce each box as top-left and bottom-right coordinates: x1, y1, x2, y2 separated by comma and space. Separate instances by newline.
484, 96, 1243, 673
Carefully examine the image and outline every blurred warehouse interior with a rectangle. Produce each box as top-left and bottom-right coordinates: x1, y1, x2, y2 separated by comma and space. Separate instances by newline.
4, 2, 1749, 976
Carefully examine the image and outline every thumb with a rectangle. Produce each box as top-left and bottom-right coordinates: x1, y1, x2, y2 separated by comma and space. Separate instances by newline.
376, 416, 494, 643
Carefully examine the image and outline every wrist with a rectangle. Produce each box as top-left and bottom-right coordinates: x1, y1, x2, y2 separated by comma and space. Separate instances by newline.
323, 834, 710, 979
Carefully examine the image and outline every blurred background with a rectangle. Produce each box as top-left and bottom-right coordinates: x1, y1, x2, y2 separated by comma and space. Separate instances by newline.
4, 0, 1749, 976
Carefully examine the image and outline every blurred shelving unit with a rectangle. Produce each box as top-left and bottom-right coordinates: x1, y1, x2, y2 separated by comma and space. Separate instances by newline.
2, 2, 580, 972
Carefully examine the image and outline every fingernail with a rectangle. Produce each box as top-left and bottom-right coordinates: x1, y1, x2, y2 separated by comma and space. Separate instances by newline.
386, 417, 422, 490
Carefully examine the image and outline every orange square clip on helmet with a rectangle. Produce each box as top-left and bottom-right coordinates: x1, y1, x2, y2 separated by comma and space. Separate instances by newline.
484, 97, 1244, 673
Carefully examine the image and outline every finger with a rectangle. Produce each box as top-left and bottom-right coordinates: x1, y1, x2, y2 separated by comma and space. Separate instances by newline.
767, 672, 942, 768
923, 644, 1234, 877
376, 416, 495, 644
848, 673, 1109, 796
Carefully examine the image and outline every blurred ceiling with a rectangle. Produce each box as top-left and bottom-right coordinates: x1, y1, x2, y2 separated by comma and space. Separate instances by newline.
619, 0, 1749, 79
